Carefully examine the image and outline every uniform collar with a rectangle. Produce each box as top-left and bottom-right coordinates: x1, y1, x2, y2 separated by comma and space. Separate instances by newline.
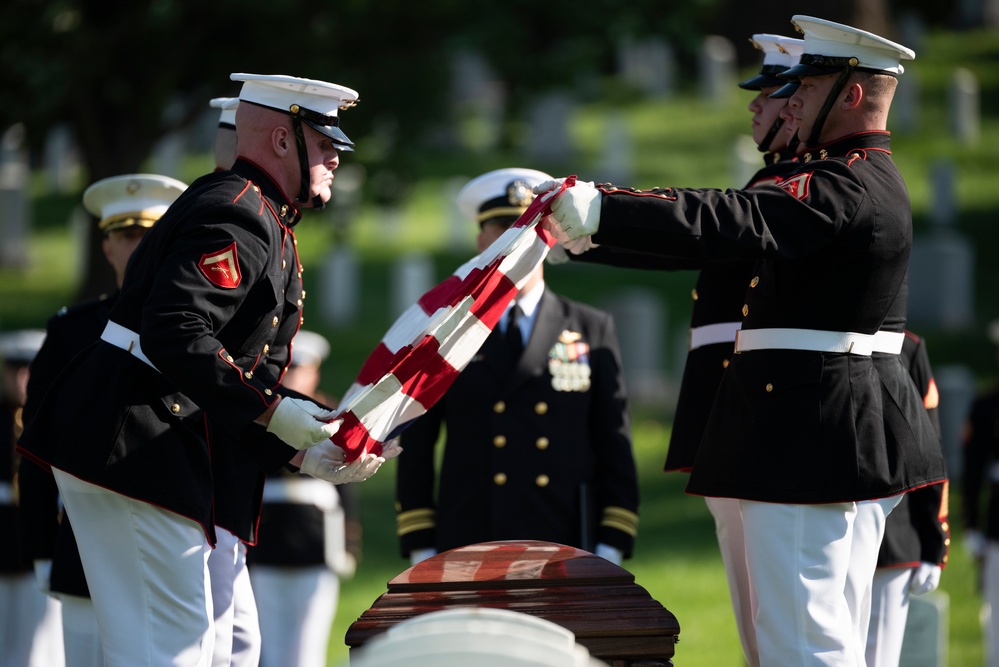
231, 158, 302, 226
799, 130, 891, 163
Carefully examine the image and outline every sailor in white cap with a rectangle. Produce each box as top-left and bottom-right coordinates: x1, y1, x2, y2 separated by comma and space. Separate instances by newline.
17, 73, 391, 667
18, 174, 185, 667
395, 168, 639, 569
537, 15, 944, 666
1, 329, 64, 667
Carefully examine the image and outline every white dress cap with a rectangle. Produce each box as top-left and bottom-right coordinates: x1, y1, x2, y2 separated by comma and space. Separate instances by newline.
290, 329, 331, 368
209, 97, 238, 127
230, 73, 358, 150
456, 167, 554, 224
740, 33, 803, 90
786, 15, 915, 77
83, 173, 188, 233
0, 329, 46, 364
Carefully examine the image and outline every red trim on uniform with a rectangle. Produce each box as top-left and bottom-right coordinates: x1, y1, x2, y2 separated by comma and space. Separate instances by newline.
217, 348, 276, 407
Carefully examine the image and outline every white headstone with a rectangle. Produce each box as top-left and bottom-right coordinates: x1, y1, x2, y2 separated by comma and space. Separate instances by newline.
950, 67, 981, 146
42, 124, 81, 194
908, 230, 974, 332
444, 176, 475, 254
451, 51, 506, 153
391, 252, 435, 320
698, 35, 736, 103
525, 92, 576, 163
319, 245, 360, 327
933, 365, 976, 480
601, 288, 670, 404
596, 112, 634, 186
899, 592, 949, 666
617, 36, 676, 98
0, 124, 30, 269
150, 132, 185, 179
930, 160, 957, 227
732, 135, 761, 188
892, 72, 920, 135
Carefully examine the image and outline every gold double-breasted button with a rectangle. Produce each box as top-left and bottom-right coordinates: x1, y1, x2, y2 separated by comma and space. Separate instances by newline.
765, 383, 774, 392
535, 402, 548, 415
941, 521, 949, 532
536, 437, 549, 450
691, 289, 699, 301
493, 435, 507, 448
272, 316, 279, 327
535, 474, 550, 488
750, 276, 759, 288
302, 290, 307, 299
742, 304, 749, 317
722, 359, 730, 369
282, 259, 287, 270
171, 403, 181, 413
262, 344, 269, 355
280, 204, 288, 217
297, 299, 303, 308
264, 389, 273, 396
493, 473, 507, 486
493, 401, 506, 414
245, 371, 253, 379
226, 355, 234, 363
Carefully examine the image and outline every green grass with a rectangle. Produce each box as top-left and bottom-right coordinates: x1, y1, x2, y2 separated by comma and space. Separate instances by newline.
2, 25, 997, 667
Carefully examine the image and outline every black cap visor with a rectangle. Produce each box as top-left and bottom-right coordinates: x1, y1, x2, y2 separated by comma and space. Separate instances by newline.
304, 119, 354, 152
769, 81, 800, 98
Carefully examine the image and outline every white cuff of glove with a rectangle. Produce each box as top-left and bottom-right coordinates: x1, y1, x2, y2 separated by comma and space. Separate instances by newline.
595, 543, 623, 566
410, 547, 438, 566
965, 529, 986, 558
300, 441, 385, 484
909, 562, 942, 595
33, 559, 52, 595
266, 397, 340, 450
549, 181, 602, 241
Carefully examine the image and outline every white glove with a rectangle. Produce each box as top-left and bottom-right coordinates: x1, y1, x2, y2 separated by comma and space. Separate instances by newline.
533, 179, 565, 199
595, 543, 623, 566
266, 397, 341, 450
544, 181, 602, 242
410, 547, 437, 566
909, 562, 942, 595
965, 529, 986, 559
300, 440, 385, 484
33, 559, 52, 595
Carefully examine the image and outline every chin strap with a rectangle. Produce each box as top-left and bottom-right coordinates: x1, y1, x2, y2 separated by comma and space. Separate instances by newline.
757, 102, 788, 153
804, 65, 856, 149
289, 111, 325, 211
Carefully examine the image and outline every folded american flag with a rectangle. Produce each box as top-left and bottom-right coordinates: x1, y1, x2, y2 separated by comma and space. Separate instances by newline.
329, 177, 575, 461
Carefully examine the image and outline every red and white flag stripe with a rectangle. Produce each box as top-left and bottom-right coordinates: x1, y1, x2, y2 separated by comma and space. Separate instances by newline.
329, 177, 574, 461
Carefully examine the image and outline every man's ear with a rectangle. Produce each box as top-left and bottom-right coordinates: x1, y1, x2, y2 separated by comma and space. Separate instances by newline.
841, 82, 864, 111
272, 126, 291, 156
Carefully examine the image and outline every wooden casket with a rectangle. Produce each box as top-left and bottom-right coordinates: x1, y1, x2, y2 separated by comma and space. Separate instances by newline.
345, 540, 680, 666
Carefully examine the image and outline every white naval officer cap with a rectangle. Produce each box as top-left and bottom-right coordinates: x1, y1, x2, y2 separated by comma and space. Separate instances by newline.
739, 34, 804, 90
83, 173, 188, 234
0, 329, 45, 365
780, 15, 915, 80
290, 330, 331, 368
209, 96, 238, 128
456, 167, 554, 227
230, 73, 358, 151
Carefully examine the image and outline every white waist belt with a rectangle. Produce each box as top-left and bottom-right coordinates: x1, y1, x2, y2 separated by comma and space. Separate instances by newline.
734, 328, 904, 356
0, 482, 14, 505
262, 477, 339, 512
689, 321, 742, 351
100, 321, 159, 371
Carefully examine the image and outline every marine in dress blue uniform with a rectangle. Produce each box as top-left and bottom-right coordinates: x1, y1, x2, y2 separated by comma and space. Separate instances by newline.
396, 168, 639, 566
540, 16, 946, 665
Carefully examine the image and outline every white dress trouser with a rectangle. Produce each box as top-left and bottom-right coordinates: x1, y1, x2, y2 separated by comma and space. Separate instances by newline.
705, 496, 759, 667
0, 571, 65, 667
54, 468, 214, 667
250, 565, 339, 667
59, 594, 104, 667
865, 567, 912, 667
740, 496, 899, 667
208, 528, 261, 667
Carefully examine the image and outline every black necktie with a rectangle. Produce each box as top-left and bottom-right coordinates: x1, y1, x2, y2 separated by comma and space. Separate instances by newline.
505, 303, 524, 358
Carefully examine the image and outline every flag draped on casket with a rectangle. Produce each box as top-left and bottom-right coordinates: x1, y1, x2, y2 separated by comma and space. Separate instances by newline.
328, 177, 575, 461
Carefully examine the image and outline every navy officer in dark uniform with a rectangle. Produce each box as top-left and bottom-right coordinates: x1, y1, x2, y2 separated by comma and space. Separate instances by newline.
19, 173, 186, 667
17, 73, 393, 667
538, 16, 947, 665
395, 167, 639, 566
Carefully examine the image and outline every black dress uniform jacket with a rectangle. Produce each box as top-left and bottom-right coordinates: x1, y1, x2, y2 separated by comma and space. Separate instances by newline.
963, 379, 999, 542
590, 131, 947, 503
877, 332, 949, 569
396, 289, 639, 557
18, 159, 305, 545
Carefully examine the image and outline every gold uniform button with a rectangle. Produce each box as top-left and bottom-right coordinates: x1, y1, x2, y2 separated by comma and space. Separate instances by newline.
171, 403, 181, 413
293, 238, 298, 246
691, 288, 699, 301
535, 402, 548, 415
226, 355, 234, 363
493, 435, 507, 448
282, 259, 287, 270
942, 554, 949, 564
280, 204, 289, 217
536, 437, 549, 450
536, 474, 550, 488
941, 521, 949, 532
271, 316, 279, 327
245, 371, 253, 379
493, 401, 506, 413
765, 383, 774, 392
722, 359, 730, 369
750, 276, 760, 288
742, 304, 749, 317
493, 473, 507, 486
262, 344, 269, 355
302, 290, 307, 299
264, 388, 273, 396
297, 299, 303, 308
